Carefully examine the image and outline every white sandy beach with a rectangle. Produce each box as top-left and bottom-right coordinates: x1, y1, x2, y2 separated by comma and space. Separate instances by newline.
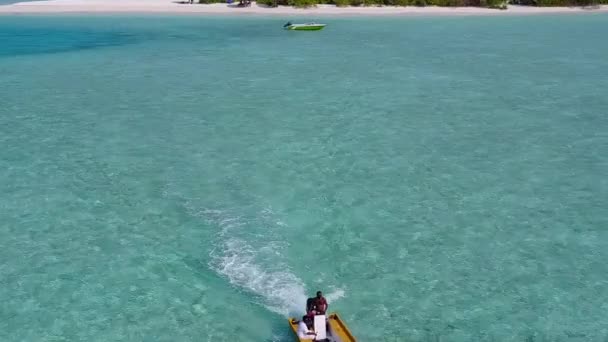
0, 0, 606, 15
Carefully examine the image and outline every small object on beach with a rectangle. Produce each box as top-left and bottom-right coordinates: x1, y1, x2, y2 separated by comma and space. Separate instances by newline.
236, 0, 251, 6
283, 22, 326, 31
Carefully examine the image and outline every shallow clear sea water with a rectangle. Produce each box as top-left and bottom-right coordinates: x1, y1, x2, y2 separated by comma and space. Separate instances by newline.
1, 14, 607, 342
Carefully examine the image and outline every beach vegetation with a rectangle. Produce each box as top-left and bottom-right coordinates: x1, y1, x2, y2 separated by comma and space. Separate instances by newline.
382, 0, 412, 5
342, 0, 364, 5
362, 0, 386, 6
255, 0, 277, 5
288, 0, 318, 7
332, 0, 351, 6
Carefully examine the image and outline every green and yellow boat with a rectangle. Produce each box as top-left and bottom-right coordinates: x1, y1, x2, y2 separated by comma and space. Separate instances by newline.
283, 22, 326, 31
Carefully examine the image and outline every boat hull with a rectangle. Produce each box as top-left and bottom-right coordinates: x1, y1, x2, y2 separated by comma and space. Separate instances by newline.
288, 313, 356, 342
286, 24, 326, 31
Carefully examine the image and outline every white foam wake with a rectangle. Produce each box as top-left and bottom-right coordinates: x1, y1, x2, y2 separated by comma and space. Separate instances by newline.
165, 185, 346, 317
324, 288, 346, 304
195, 206, 308, 317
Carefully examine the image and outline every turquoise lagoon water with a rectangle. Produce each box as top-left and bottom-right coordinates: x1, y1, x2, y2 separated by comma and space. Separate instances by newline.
1, 14, 607, 341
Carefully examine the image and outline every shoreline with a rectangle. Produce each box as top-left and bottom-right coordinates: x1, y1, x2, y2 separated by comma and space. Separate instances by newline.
1, 0, 607, 16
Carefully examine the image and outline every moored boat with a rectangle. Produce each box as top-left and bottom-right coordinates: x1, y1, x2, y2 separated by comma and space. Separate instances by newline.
283, 22, 326, 31
288, 313, 356, 342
